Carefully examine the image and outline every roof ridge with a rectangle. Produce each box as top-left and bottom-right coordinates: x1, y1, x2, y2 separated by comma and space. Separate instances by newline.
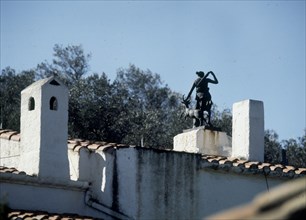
1, 129, 306, 173
200, 155, 306, 178
7, 209, 100, 220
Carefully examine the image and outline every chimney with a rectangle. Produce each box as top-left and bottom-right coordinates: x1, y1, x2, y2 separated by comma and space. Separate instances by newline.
18, 76, 70, 180
232, 100, 264, 162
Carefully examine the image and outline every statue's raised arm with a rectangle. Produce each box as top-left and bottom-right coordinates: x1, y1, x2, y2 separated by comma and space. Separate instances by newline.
186, 83, 195, 101
206, 71, 218, 84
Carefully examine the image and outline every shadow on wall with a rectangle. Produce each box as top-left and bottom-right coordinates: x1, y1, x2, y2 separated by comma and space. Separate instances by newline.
78, 147, 121, 213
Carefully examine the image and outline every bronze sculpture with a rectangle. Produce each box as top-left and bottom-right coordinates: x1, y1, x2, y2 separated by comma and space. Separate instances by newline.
182, 71, 218, 127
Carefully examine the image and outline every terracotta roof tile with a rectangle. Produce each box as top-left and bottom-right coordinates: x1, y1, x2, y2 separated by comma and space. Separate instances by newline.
227, 157, 240, 163
270, 165, 284, 173
67, 139, 131, 152
201, 155, 306, 178
0, 166, 26, 175
295, 168, 306, 175
87, 143, 101, 150
0, 129, 11, 135
0, 130, 20, 141
257, 163, 271, 169
74, 145, 85, 152
245, 161, 260, 169
7, 209, 99, 220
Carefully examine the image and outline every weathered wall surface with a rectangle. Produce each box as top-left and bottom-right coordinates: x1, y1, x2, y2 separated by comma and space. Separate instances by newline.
68, 147, 127, 215
173, 129, 231, 156
132, 148, 200, 220
0, 181, 105, 219
0, 138, 20, 168
107, 148, 288, 219
232, 100, 264, 161
197, 170, 285, 218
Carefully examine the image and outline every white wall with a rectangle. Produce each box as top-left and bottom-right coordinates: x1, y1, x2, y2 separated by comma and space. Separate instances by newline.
0, 181, 106, 219
80, 147, 289, 219
197, 170, 285, 218
68, 147, 122, 213
67, 147, 200, 219
0, 138, 20, 168
131, 148, 200, 220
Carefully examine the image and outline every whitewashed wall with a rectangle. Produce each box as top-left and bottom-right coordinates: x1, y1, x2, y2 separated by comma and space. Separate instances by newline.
124, 148, 286, 219
0, 181, 105, 218
197, 170, 285, 218
1, 138, 291, 219
72, 147, 289, 219
0, 139, 20, 168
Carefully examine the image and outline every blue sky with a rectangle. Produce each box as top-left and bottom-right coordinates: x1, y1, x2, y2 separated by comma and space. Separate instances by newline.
1, 0, 305, 141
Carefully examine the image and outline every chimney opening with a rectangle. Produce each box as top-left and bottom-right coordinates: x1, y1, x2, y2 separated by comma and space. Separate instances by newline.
50, 80, 60, 86
50, 97, 58, 111
28, 97, 35, 111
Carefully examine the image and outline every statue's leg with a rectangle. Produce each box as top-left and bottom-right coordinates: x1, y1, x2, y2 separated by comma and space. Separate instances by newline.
200, 100, 205, 126
196, 100, 200, 110
200, 111, 204, 126
194, 118, 200, 127
207, 102, 212, 126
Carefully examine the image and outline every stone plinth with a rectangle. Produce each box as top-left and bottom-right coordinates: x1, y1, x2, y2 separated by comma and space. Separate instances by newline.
232, 99, 264, 162
173, 127, 231, 156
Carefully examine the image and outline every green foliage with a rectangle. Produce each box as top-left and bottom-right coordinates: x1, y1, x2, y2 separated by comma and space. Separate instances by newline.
112, 65, 189, 148
264, 130, 282, 164
211, 105, 232, 136
36, 44, 91, 82
264, 129, 306, 167
68, 73, 116, 141
0, 67, 35, 131
282, 132, 306, 167
52, 44, 91, 82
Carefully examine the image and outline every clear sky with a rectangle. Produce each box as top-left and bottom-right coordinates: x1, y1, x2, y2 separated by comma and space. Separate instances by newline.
1, 0, 305, 141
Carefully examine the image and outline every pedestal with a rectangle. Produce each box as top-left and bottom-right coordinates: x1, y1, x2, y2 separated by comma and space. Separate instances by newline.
173, 127, 231, 156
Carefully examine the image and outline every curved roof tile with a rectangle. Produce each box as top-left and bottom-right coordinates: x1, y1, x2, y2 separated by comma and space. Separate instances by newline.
7, 209, 98, 220
0, 130, 20, 141
0, 166, 26, 175
201, 155, 305, 178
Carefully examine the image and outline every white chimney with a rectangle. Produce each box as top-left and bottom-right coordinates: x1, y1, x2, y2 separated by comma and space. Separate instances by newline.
232, 99, 264, 162
18, 76, 70, 180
